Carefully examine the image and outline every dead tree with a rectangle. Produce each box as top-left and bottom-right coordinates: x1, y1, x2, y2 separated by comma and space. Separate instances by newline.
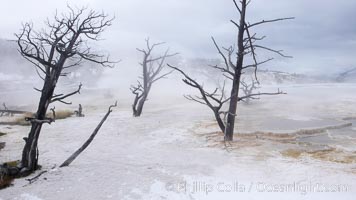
74, 104, 84, 117
131, 39, 178, 117
169, 0, 291, 141
167, 65, 229, 132
60, 101, 117, 167
14, 6, 115, 174
0, 103, 12, 117
240, 78, 260, 104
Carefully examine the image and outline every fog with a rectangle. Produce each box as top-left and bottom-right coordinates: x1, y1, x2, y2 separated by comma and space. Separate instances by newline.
1, 0, 356, 74
0, 0, 355, 108
0, 0, 352, 120
1, 1, 356, 199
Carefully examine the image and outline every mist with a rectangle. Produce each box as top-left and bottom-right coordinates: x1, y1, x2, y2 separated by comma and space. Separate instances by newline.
1, 0, 356, 75
0, 1, 356, 199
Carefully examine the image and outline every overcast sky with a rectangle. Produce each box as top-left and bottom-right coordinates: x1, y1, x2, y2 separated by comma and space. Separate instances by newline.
0, 0, 355, 74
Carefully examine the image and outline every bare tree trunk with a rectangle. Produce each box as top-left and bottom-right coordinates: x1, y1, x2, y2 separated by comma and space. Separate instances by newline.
131, 39, 177, 117
133, 60, 150, 117
21, 78, 56, 172
224, 1, 247, 141
21, 124, 42, 172
214, 109, 226, 132
225, 74, 241, 141
132, 68, 150, 117
133, 96, 146, 117
60, 102, 117, 167
133, 88, 149, 117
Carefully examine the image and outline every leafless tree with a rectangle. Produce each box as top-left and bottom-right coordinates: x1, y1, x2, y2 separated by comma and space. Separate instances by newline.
60, 101, 117, 167
167, 65, 229, 131
14, 6, 115, 174
169, 0, 291, 141
131, 39, 178, 117
240, 77, 260, 104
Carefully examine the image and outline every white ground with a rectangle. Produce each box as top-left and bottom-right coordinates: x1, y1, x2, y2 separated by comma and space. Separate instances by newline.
0, 83, 356, 200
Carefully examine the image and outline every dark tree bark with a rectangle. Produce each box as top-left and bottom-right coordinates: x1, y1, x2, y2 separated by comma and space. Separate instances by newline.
74, 104, 85, 117
131, 38, 178, 117
60, 102, 117, 167
169, 0, 291, 141
15, 6, 115, 174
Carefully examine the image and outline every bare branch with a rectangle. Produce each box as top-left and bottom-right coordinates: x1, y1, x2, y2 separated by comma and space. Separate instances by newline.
242, 58, 274, 69
247, 17, 295, 29
230, 20, 240, 29
25, 117, 54, 125
244, 24, 259, 82
238, 89, 286, 101
77, 52, 117, 68
233, 0, 242, 14
184, 95, 208, 105
50, 107, 56, 122
50, 83, 82, 104
131, 39, 178, 116
151, 70, 174, 83
254, 45, 292, 58
34, 87, 42, 93
168, 64, 228, 132
60, 101, 117, 167
211, 37, 235, 72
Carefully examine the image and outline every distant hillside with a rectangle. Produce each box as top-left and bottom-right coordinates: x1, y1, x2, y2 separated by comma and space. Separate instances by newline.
336, 67, 356, 82
255, 69, 326, 84
178, 58, 331, 85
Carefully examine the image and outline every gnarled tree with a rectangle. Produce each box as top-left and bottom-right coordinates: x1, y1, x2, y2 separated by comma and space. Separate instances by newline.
169, 0, 292, 141
15, 6, 115, 174
131, 39, 178, 117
